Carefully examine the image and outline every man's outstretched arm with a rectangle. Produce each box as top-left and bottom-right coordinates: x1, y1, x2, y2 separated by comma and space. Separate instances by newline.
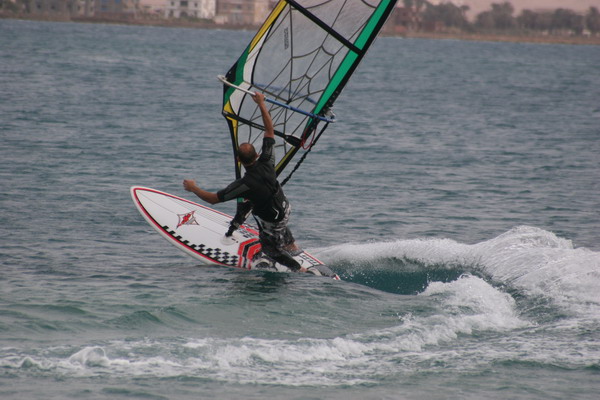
183, 179, 220, 205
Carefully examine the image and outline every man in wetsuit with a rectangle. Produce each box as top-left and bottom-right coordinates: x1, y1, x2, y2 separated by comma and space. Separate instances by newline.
182, 92, 306, 273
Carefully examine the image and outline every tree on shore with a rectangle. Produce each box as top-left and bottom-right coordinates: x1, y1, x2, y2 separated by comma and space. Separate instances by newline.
586, 7, 600, 34
0, 0, 23, 13
475, 2, 516, 31
403, 0, 428, 12
471, 2, 599, 36
517, 9, 552, 32
421, 1, 469, 31
551, 8, 585, 34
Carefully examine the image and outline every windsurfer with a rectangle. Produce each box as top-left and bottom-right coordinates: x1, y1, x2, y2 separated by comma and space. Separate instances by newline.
183, 92, 306, 273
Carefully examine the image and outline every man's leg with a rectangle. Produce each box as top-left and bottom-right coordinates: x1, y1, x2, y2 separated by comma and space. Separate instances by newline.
259, 233, 304, 272
266, 250, 303, 272
256, 209, 307, 273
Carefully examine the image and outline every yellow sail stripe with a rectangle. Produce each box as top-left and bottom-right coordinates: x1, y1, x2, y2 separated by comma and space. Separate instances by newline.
276, 147, 296, 173
224, 103, 238, 142
249, 1, 287, 52
224, 101, 243, 173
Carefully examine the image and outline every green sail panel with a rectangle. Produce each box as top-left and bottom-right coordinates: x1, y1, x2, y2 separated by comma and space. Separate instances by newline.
222, 0, 397, 180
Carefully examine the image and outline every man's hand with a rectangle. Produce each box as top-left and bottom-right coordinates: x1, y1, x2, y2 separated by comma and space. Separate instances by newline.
251, 92, 265, 104
183, 179, 197, 192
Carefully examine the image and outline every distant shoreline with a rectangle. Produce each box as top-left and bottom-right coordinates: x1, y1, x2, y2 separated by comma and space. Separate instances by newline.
401, 31, 600, 46
3, 14, 600, 46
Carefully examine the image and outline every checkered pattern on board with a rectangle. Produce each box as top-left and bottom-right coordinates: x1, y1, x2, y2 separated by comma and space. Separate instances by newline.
164, 226, 238, 266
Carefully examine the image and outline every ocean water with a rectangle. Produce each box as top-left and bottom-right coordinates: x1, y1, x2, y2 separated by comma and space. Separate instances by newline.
1, 19, 600, 399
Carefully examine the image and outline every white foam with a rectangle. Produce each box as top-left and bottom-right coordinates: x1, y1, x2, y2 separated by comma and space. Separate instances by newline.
67, 346, 110, 368
469, 226, 600, 321
315, 237, 473, 267
336, 275, 529, 356
316, 225, 600, 318
421, 274, 529, 332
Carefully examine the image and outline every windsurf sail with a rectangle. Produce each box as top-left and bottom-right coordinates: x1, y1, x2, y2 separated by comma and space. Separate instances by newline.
221, 0, 397, 184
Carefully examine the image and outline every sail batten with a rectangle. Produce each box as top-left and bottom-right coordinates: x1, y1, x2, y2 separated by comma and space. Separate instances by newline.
285, 0, 362, 54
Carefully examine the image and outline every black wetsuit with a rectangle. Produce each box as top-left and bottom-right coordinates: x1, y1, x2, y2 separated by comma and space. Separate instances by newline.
217, 137, 301, 271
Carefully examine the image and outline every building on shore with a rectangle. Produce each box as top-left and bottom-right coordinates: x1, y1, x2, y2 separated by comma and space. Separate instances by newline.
21, 0, 139, 18
214, 0, 272, 26
4, 0, 415, 30
164, 0, 215, 19
23, 0, 95, 17
383, 5, 420, 35
95, 0, 138, 19
137, 0, 165, 16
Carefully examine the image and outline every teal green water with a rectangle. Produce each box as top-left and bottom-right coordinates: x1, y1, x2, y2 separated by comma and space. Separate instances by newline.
1, 19, 600, 399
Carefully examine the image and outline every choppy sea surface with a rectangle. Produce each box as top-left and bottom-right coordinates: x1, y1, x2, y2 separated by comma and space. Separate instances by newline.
1, 19, 600, 399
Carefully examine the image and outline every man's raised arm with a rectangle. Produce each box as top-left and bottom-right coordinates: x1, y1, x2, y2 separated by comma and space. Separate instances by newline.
252, 92, 274, 140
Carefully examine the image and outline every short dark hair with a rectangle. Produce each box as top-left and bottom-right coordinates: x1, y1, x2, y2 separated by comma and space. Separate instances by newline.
238, 143, 257, 165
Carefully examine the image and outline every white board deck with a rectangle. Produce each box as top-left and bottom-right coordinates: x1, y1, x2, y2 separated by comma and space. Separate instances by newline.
131, 187, 338, 279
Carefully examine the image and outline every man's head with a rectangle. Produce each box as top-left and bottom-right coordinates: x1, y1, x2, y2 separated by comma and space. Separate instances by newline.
238, 142, 258, 166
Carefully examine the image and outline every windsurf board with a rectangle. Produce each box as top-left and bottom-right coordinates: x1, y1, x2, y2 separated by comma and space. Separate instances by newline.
130, 186, 339, 279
